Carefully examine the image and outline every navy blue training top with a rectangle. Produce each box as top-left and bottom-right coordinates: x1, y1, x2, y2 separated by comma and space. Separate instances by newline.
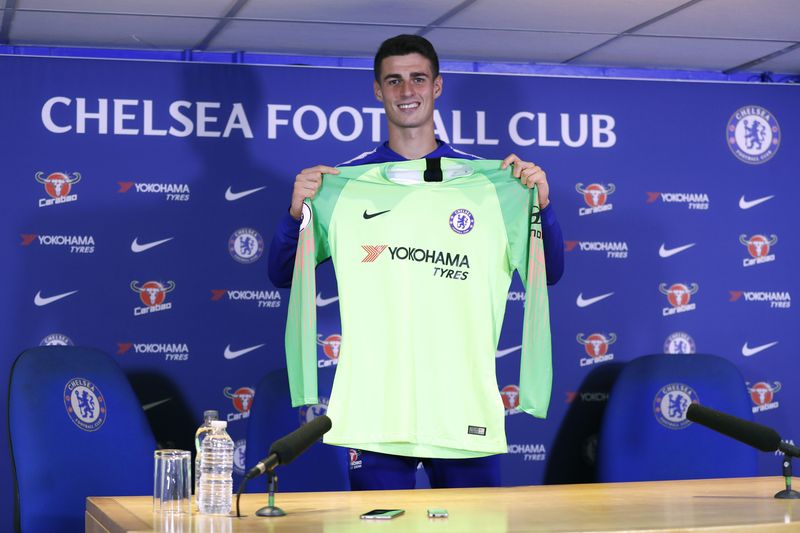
267, 141, 565, 288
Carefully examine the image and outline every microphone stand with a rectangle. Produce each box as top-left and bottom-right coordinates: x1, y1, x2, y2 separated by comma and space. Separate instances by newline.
775, 455, 800, 499
256, 471, 286, 516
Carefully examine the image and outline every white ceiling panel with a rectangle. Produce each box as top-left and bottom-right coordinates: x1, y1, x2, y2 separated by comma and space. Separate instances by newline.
756, 46, 800, 74
641, 0, 800, 41
3, 1, 800, 74
10, 11, 217, 49
18, 0, 229, 17
426, 28, 611, 63
572, 35, 795, 71
210, 21, 423, 56
235, 0, 462, 26
444, 0, 690, 33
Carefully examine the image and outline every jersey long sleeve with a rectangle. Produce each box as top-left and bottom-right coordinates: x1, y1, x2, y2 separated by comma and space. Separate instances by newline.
284, 158, 552, 459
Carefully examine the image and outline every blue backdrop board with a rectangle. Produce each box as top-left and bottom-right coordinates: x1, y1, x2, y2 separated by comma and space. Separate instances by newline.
1, 55, 798, 523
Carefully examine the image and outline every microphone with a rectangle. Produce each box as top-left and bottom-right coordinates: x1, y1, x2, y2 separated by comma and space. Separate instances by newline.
686, 403, 800, 456
244, 415, 332, 480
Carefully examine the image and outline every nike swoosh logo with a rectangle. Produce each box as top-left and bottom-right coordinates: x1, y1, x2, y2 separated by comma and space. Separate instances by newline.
316, 293, 339, 307
142, 398, 172, 411
496, 345, 522, 358
363, 209, 390, 220
224, 343, 265, 360
131, 237, 174, 253
739, 194, 774, 210
34, 290, 79, 307
659, 242, 696, 258
742, 341, 778, 357
576, 292, 614, 308
225, 186, 266, 201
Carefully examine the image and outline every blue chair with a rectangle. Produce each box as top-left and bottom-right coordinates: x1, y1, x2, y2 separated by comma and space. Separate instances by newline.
245, 368, 349, 492
597, 354, 758, 482
8, 347, 157, 533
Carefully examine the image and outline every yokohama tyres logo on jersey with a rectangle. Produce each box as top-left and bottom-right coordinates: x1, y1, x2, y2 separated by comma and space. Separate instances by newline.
35, 171, 81, 207
575, 183, 615, 216
739, 234, 777, 267
361, 243, 471, 281
659, 283, 698, 316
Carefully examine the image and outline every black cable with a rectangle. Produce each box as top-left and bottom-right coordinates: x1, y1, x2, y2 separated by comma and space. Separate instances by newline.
235, 478, 247, 517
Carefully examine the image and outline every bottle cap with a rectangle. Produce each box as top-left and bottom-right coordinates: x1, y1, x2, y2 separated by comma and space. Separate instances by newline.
210, 420, 227, 430
203, 410, 219, 420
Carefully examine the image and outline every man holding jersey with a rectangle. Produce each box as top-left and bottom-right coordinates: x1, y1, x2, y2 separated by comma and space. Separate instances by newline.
268, 34, 564, 490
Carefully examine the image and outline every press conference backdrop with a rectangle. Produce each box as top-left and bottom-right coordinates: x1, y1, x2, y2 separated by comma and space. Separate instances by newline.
1, 55, 798, 511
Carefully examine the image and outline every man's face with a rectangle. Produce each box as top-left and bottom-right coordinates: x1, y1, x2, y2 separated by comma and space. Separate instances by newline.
374, 53, 442, 131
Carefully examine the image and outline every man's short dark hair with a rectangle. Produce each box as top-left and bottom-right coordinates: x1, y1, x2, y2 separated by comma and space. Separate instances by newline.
374, 34, 440, 81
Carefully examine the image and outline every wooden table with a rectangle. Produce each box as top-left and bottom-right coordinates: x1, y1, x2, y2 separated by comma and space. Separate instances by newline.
86, 476, 800, 532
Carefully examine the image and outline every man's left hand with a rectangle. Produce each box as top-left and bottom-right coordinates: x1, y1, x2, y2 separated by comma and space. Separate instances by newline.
501, 154, 550, 209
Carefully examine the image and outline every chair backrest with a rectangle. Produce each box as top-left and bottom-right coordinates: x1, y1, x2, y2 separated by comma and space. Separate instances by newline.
245, 368, 349, 492
8, 346, 157, 533
597, 353, 758, 482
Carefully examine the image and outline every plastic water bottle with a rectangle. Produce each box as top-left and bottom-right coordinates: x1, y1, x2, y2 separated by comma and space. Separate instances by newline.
194, 410, 219, 500
198, 420, 234, 515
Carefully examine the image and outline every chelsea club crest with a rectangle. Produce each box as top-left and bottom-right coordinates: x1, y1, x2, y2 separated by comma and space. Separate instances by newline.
449, 208, 475, 234
727, 105, 781, 164
64, 377, 107, 431
653, 383, 698, 430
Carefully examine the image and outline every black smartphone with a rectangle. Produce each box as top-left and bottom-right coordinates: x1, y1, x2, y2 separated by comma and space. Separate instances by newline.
360, 509, 405, 520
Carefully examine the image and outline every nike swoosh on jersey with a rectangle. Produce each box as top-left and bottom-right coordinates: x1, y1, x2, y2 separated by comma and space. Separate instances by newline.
576, 292, 614, 308
131, 237, 174, 253
316, 293, 340, 307
658, 242, 696, 258
739, 194, 774, 210
224, 343, 265, 360
34, 290, 79, 307
742, 341, 779, 357
495, 345, 522, 358
363, 209, 391, 219
142, 398, 172, 411
225, 186, 266, 201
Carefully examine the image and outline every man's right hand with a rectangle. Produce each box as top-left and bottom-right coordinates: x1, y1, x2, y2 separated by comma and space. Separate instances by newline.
289, 165, 339, 220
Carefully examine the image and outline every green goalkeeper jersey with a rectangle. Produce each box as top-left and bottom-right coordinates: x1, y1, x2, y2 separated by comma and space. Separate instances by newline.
285, 157, 551, 458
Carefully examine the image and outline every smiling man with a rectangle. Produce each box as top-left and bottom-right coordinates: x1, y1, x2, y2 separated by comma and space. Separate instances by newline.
268, 34, 564, 491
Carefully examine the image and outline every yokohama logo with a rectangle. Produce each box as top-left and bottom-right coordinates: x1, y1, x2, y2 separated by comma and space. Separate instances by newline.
362, 245, 387, 262
646, 191, 709, 210
730, 291, 791, 302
